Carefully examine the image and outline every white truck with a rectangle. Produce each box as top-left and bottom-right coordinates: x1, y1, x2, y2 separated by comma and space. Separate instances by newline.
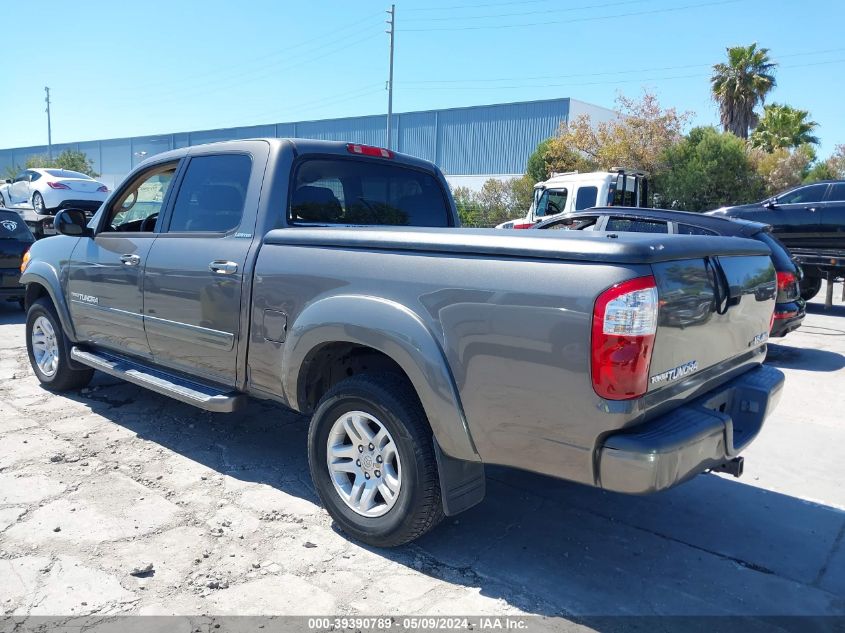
497, 168, 648, 229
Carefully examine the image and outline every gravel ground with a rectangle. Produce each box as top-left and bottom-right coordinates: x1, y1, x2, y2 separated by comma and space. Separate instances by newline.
1, 294, 844, 629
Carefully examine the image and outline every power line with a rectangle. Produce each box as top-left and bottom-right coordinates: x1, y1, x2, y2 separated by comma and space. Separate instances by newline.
403, 0, 604, 11
399, 0, 743, 31
396, 46, 845, 87
402, 0, 649, 22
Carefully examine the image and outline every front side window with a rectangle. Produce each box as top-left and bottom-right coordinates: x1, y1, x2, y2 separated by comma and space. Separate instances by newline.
605, 217, 668, 233
535, 188, 568, 218
168, 154, 252, 233
777, 184, 827, 205
289, 158, 451, 227
14, 172, 28, 183
574, 186, 598, 211
104, 164, 177, 232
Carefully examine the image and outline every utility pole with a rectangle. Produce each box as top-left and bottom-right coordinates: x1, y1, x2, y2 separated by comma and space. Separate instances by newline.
44, 87, 53, 160
385, 4, 395, 150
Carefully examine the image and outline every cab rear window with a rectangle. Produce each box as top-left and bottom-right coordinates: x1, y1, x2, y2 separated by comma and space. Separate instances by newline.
289, 159, 452, 227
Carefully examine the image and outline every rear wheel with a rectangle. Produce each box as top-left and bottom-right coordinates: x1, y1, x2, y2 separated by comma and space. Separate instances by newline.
32, 192, 46, 214
26, 297, 93, 391
800, 276, 822, 301
308, 373, 444, 547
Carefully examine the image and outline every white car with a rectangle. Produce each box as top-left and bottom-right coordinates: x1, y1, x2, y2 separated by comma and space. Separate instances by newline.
0, 168, 108, 237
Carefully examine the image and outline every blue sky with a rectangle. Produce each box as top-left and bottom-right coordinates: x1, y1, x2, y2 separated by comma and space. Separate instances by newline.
2, 0, 843, 157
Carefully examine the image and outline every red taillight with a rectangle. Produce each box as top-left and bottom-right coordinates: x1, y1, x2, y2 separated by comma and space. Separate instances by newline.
97, 185, 108, 192
47, 181, 70, 189
591, 276, 658, 400
346, 143, 394, 159
776, 271, 797, 296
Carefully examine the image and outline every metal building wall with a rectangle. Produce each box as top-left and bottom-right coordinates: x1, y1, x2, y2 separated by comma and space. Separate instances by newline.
0, 97, 615, 187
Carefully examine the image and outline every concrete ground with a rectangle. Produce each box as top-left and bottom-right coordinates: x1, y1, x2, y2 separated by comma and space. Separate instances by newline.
1, 294, 844, 629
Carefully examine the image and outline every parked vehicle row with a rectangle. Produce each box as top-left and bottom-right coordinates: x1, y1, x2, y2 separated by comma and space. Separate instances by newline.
19, 139, 783, 547
0, 168, 109, 238
535, 207, 805, 338
710, 180, 845, 301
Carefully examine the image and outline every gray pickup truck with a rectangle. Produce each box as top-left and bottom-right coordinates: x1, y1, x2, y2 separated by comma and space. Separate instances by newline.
21, 138, 784, 546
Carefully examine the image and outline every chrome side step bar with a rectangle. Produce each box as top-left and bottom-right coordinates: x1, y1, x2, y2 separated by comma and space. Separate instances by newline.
70, 347, 246, 413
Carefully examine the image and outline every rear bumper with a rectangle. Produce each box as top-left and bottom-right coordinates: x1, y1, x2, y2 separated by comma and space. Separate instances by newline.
0, 268, 24, 298
770, 300, 805, 338
598, 364, 784, 494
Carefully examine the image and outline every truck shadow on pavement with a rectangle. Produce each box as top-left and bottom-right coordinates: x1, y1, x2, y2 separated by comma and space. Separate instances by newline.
0, 304, 25, 325
766, 343, 845, 372
59, 376, 845, 620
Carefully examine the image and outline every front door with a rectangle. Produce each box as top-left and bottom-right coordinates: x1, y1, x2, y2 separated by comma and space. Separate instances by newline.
769, 183, 828, 250
142, 152, 259, 386
67, 161, 179, 358
9, 172, 32, 205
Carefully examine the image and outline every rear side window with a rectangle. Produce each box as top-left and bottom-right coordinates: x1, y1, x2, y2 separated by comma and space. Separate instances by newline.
605, 217, 668, 233
574, 186, 598, 211
756, 231, 796, 271
827, 183, 845, 202
677, 223, 718, 236
168, 154, 251, 233
289, 159, 450, 227
0, 213, 33, 241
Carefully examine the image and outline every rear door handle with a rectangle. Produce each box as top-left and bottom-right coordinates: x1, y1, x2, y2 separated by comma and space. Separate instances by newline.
209, 260, 238, 275
120, 254, 141, 266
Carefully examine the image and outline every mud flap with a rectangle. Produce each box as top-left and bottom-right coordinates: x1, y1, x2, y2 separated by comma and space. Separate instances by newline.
433, 438, 485, 516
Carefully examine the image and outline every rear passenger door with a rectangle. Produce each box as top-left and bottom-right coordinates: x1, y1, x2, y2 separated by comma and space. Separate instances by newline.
142, 148, 266, 386
820, 182, 845, 248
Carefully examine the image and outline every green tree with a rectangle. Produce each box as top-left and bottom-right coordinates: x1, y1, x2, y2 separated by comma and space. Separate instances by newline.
547, 91, 689, 177
451, 176, 534, 228
749, 104, 819, 151
24, 149, 99, 177
526, 138, 555, 183
750, 144, 815, 194
711, 43, 777, 139
655, 126, 763, 211
804, 162, 838, 183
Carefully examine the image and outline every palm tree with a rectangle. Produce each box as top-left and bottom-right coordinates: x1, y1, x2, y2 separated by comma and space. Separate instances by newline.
711, 43, 777, 139
749, 104, 819, 151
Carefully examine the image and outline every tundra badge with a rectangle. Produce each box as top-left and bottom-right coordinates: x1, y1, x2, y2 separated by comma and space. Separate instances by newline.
650, 360, 699, 385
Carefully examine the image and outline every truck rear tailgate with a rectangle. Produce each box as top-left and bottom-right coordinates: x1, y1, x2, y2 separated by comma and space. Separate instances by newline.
648, 253, 776, 394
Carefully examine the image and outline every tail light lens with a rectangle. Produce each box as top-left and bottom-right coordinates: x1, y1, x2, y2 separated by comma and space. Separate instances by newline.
346, 143, 394, 159
776, 271, 797, 300
97, 185, 109, 193
591, 276, 658, 400
47, 181, 70, 189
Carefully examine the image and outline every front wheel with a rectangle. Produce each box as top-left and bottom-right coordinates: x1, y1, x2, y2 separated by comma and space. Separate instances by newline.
308, 373, 444, 547
800, 276, 822, 301
26, 297, 93, 391
0, 192, 6, 207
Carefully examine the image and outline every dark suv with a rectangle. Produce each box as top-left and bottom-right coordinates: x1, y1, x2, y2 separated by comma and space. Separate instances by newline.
709, 180, 845, 300
0, 209, 35, 309
535, 207, 804, 338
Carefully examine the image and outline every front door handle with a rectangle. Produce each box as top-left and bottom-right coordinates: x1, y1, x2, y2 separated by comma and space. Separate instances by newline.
209, 260, 238, 275
808, 207, 818, 212
120, 254, 141, 266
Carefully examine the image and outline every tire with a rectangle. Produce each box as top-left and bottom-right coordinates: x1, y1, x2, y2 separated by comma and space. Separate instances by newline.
308, 373, 444, 547
25, 297, 93, 391
800, 276, 822, 301
32, 192, 46, 214
0, 193, 5, 207
18, 299, 26, 311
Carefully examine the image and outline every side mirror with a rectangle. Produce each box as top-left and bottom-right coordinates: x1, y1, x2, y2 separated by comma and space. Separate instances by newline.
4, 179, 10, 184
54, 209, 92, 237
763, 198, 777, 209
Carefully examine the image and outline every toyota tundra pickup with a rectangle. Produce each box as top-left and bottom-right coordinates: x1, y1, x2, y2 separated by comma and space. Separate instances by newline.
20, 138, 784, 547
